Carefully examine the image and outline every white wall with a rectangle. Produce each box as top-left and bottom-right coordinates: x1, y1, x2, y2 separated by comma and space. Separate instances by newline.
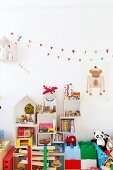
0, 0, 113, 144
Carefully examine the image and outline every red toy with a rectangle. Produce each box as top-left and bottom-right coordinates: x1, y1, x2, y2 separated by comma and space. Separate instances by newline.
65, 136, 76, 146
65, 160, 81, 169
43, 85, 58, 95
17, 128, 24, 136
3, 147, 16, 170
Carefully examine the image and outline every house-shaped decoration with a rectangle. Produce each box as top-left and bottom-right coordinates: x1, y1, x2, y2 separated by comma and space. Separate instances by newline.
14, 95, 37, 124
0, 36, 17, 61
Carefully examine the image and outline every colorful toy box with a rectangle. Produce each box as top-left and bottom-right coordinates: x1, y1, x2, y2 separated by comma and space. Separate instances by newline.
65, 141, 97, 170
65, 142, 81, 160
79, 141, 97, 160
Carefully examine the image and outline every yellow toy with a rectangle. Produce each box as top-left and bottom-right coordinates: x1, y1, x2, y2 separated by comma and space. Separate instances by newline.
48, 127, 55, 133
16, 137, 33, 147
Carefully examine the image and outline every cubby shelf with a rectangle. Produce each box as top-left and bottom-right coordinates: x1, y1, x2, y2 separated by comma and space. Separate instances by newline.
60, 116, 75, 119
38, 113, 57, 116
37, 132, 55, 134
15, 124, 37, 127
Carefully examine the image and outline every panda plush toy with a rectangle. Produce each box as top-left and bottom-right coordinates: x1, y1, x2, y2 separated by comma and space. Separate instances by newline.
91, 130, 108, 151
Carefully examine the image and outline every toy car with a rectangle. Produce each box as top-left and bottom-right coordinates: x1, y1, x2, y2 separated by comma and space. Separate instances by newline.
39, 138, 50, 145
65, 136, 76, 146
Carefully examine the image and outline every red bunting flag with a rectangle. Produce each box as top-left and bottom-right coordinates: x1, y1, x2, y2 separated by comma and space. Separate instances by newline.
95, 50, 98, 54
106, 49, 108, 53
29, 40, 32, 43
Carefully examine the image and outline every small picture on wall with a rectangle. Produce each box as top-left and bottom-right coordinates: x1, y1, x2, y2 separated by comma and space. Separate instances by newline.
81, 62, 110, 100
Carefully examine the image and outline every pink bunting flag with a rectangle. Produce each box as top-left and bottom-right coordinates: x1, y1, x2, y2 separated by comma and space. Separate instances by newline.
106, 49, 109, 53
95, 50, 98, 54
29, 40, 32, 43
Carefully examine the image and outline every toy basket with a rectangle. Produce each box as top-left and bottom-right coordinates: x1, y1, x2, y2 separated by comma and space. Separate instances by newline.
93, 143, 109, 169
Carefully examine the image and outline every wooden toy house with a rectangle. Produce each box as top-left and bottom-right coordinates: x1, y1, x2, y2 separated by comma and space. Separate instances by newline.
14, 95, 36, 125
0, 36, 17, 61
14, 96, 37, 148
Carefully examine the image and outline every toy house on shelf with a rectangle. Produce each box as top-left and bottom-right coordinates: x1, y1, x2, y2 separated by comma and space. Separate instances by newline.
14, 96, 37, 148
14, 95, 36, 125
0, 36, 17, 62
64, 83, 80, 117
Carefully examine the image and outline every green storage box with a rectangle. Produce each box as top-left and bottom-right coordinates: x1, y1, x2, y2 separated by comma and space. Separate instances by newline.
78, 141, 97, 159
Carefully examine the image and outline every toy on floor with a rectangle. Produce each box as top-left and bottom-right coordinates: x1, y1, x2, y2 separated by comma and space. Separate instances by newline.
65, 136, 76, 146
91, 130, 108, 151
102, 156, 113, 169
18, 145, 58, 170
51, 159, 62, 168
91, 130, 113, 155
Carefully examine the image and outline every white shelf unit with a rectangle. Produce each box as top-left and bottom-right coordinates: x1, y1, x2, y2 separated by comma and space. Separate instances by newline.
37, 133, 51, 146
64, 99, 80, 117
53, 133, 64, 143
37, 113, 57, 145
60, 117, 75, 133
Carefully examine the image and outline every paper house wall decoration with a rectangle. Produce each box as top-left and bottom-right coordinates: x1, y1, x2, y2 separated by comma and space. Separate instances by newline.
14, 95, 37, 124
0, 36, 17, 61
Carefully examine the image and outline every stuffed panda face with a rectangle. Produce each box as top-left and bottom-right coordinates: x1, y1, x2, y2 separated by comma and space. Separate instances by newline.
94, 130, 106, 147
94, 130, 104, 140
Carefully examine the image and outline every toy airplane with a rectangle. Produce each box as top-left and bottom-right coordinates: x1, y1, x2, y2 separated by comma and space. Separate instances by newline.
43, 85, 58, 95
